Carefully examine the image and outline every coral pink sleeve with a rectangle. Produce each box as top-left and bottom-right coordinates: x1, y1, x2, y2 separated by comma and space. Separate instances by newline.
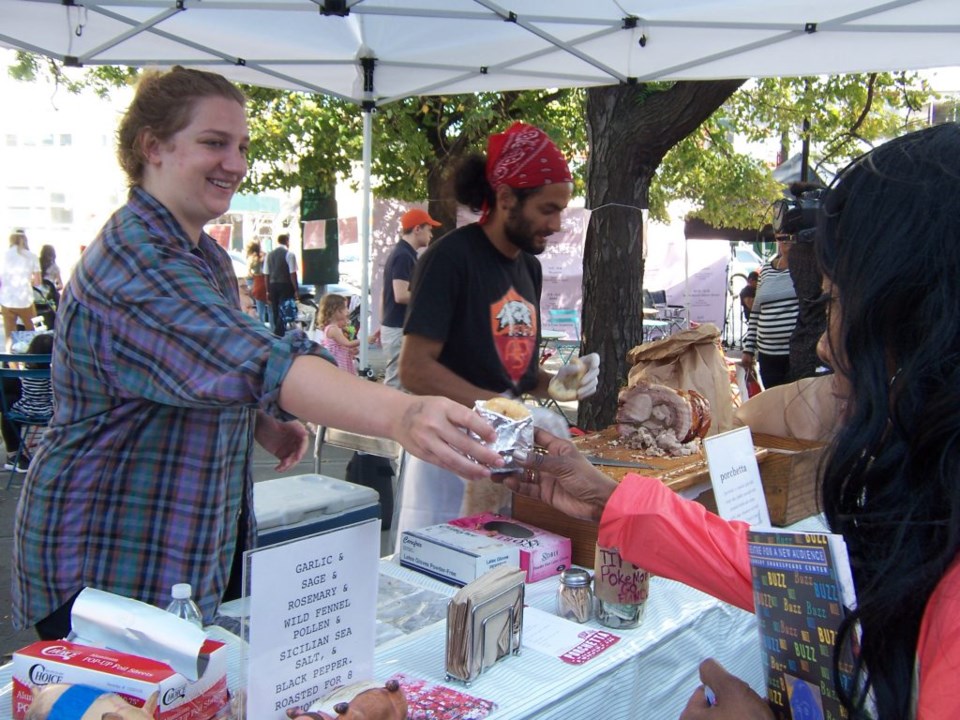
597, 474, 756, 612
915, 560, 960, 718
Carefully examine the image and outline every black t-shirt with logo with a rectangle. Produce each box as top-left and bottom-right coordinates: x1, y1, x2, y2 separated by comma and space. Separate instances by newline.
381, 239, 418, 328
404, 223, 542, 396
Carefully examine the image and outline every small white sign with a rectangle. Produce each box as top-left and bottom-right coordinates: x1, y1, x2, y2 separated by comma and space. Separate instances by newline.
522, 607, 621, 665
703, 426, 770, 527
244, 519, 380, 719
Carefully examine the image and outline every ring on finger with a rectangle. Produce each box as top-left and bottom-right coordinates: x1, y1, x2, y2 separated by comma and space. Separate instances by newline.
532, 447, 547, 467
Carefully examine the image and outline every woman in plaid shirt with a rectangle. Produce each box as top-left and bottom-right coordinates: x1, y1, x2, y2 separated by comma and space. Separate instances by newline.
11, 67, 502, 639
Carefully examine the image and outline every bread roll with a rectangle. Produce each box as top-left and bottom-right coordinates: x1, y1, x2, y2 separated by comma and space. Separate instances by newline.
548, 357, 585, 401
482, 397, 531, 421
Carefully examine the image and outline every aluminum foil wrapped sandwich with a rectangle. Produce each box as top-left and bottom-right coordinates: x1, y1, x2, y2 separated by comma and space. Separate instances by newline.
473, 397, 534, 472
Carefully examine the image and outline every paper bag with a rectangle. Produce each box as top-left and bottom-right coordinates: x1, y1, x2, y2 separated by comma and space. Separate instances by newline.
734, 374, 841, 443
626, 323, 734, 434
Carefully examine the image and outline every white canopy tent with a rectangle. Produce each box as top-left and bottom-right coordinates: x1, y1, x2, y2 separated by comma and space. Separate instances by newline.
3, 0, 959, 365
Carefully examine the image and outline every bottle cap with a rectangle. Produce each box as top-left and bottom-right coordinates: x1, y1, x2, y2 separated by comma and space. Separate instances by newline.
559, 568, 591, 587
171, 583, 193, 600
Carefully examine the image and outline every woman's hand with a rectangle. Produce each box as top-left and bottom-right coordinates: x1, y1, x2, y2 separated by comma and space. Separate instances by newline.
497, 428, 618, 522
680, 659, 774, 720
255, 413, 310, 471
390, 396, 503, 482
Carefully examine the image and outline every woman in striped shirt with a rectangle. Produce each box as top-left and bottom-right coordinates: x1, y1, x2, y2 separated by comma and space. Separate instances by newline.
741, 238, 799, 389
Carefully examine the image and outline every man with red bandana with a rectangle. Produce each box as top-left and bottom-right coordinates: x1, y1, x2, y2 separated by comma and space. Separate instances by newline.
394, 122, 600, 540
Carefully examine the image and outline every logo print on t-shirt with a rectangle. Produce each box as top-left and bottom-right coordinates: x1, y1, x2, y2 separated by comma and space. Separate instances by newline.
491, 288, 537, 384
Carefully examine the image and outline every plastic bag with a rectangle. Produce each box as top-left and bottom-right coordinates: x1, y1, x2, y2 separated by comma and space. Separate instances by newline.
280, 297, 298, 324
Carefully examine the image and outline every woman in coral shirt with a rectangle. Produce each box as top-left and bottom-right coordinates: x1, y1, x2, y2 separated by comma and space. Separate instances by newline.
503, 123, 960, 720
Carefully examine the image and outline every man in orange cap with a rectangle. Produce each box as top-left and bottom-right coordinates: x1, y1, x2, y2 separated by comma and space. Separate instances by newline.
394, 122, 600, 540
379, 208, 441, 389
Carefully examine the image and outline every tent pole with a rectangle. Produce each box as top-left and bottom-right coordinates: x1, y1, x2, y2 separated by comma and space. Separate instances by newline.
359, 108, 372, 373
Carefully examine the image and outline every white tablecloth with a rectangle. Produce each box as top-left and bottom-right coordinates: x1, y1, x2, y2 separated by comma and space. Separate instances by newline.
375, 561, 764, 719
0, 560, 767, 719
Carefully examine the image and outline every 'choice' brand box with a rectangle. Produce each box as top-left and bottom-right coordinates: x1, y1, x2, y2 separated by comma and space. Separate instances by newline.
449, 513, 572, 583
11, 639, 228, 720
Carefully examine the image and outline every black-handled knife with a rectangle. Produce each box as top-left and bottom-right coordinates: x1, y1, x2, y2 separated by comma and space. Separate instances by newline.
583, 454, 655, 470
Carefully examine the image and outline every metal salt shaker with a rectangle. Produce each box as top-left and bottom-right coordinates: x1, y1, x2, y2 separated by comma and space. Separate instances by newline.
557, 568, 593, 623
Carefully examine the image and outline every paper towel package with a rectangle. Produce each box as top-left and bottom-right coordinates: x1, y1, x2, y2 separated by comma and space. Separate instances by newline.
399, 523, 521, 586
449, 513, 572, 583
254, 473, 380, 546
11, 639, 227, 720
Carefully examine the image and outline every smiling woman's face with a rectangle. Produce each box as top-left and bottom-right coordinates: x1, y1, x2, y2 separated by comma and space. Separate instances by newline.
141, 95, 249, 243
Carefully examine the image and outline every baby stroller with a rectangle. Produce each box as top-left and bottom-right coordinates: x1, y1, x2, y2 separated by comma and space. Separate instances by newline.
15, 282, 58, 333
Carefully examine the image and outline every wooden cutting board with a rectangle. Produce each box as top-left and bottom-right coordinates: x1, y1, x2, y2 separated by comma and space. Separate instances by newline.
572, 426, 716, 491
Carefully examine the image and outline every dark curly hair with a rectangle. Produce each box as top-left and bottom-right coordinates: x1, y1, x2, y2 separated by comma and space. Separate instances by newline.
816, 122, 960, 719
452, 152, 541, 215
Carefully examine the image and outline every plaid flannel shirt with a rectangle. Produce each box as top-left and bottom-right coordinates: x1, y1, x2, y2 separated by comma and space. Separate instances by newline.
13, 187, 324, 628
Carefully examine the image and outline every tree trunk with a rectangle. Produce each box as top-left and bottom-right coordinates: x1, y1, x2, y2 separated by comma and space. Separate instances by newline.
426, 159, 460, 237
578, 80, 744, 430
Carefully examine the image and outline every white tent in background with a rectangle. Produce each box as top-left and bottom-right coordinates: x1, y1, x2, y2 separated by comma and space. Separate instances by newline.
3, 0, 959, 365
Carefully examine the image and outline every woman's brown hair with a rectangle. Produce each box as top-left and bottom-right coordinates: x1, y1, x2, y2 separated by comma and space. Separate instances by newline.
117, 66, 246, 187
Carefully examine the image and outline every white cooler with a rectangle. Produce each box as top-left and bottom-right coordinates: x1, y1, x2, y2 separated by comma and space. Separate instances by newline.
253, 473, 380, 546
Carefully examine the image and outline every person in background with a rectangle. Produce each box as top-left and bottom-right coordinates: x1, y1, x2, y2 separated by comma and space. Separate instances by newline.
396, 122, 599, 539
245, 240, 270, 326
741, 231, 798, 389
785, 182, 830, 382
738, 270, 758, 320
379, 208, 440, 389
1, 331, 53, 473
317, 293, 359, 375
2, 332, 53, 474
1, 229, 41, 352
12, 66, 503, 641
39, 244, 63, 296
503, 123, 960, 720
10, 332, 54, 420
266, 232, 299, 337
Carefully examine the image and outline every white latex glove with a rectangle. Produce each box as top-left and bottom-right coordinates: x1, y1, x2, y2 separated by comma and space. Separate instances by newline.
529, 406, 572, 440
576, 353, 600, 399
551, 352, 600, 400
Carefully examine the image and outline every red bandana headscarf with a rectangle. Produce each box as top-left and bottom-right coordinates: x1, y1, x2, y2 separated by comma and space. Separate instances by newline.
480, 122, 572, 224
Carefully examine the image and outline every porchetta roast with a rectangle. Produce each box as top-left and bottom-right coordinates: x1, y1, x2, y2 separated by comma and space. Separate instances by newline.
616, 380, 711, 456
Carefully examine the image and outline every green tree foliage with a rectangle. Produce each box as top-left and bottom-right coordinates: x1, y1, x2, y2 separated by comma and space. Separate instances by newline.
242, 87, 361, 194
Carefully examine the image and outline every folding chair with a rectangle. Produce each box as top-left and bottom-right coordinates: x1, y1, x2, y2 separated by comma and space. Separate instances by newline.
647, 290, 687, 336
0, 353, 53, 488
545, 308, 582, 364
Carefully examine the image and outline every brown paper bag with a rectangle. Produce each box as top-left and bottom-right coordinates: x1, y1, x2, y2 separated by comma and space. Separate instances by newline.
625, 323, 734, 434
734, 374, 841, 443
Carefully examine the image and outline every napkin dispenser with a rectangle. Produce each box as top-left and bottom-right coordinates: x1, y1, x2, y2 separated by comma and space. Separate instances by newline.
445, 566, 525, 684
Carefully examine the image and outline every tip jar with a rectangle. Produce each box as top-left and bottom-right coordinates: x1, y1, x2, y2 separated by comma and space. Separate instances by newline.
594, 545, 650, 629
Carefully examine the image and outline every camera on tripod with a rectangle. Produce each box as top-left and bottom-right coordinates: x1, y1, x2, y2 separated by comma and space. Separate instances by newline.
772, 181, 828, 240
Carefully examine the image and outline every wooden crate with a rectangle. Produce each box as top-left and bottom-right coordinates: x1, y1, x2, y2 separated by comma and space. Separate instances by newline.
512, 428, 823, 567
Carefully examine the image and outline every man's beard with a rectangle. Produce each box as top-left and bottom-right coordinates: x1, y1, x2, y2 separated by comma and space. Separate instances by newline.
504, 202, 546, 255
